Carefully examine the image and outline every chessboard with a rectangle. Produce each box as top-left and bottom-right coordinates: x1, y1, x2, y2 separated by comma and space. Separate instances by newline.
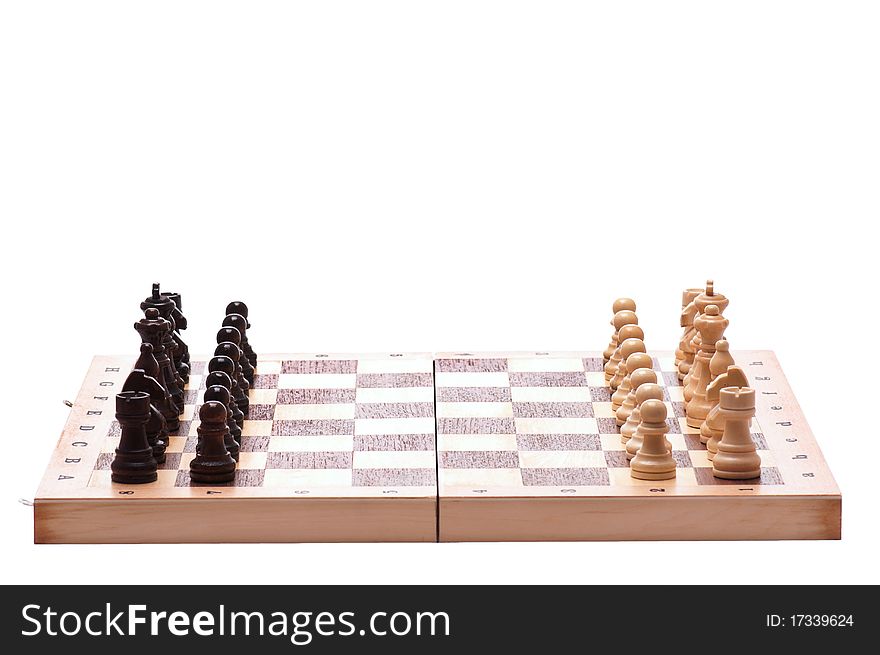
436, 351, 840, 541
34, 353, 438, 543
34, 350, 840, 543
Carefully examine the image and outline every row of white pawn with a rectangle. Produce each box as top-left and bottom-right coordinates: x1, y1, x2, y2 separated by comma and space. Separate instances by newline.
603, 290, 762, 481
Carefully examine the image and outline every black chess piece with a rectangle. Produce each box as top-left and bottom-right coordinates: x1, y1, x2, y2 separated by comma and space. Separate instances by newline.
166, 291, 191, 384
204, 371, 243, 442
189, 401, 237, 484
204, 385, 240, 459
134, 308, 184, 420
134, 342, 179, 433
223, 312, 257, 374
110, 391, 158, 484
214, 341, 249, 416
141, 283, 189, 387
216, 326, 255, 388
206, 361, 245, 430
122, 369, 169, 463
226, 301, 257, 369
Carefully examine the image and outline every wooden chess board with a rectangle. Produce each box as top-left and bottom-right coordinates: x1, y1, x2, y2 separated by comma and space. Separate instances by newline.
34, 351, 841, 543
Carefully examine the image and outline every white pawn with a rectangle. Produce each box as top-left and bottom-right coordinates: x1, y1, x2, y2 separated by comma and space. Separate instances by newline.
630, 400, 676, 481
625, 383, 669, 458
605, 324, 643, 385
621, 374, 661, 444
613, 352, 653, 422
609, 337, 646, 391
603, 299, 637, 362
617, 367, 657, 431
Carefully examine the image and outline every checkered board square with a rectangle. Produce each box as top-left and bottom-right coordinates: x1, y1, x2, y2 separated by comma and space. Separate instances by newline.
435, 353, 781, 491
90, 354, 437, 492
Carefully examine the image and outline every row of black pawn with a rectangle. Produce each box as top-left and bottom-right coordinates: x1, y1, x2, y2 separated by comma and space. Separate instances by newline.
110, 284, 258, 485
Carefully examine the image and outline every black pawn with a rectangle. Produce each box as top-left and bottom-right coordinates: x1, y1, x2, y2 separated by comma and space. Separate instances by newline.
214, 342, 249, 416
205, 372, 243, 443
223, 312, 257, 376
110, 391, 158, 484
206, 361, 245, 430
122, 369, 168, 464
204, 385, 240, 459
217, 326, 255, 387
189, 401, 236, 484
226, 301, 257, 368
134, 342, 179, 433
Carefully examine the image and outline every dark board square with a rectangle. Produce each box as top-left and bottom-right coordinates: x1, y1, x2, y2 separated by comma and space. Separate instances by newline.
352, 468, 436, 487
752, 432, 768, 450
435, 358, 508, 373
355, 402, 435, 419
605, 451, 691, 469
184, 389, 200, 404
356, 373, 433, 388
276, 388, 355, 404
266, 451, 353, 469
171, 421, 192, 437
159, 453, 182, 470
107, 421, 122, 437
252, 374, 279, 389
508, 372, 588, 387
233, 470, 266, 487
683, 433, 706, 450
95, 453, 113, 470
589, 387, 612, 402
271, 419, 355, 436
354, 434, 435, 451
665, 418, 681, 435
516, 434, 601, 451
440, 451, 520, 469
175, 469, 265, 487
513, 402, 594, 418
671, 401, 687, 418
596, 418, 619, 434
582, 357, 604, 372
436, 387, 512, 402
188, 361, 206, 375
437, 418, 516, 435
248, 404, 276, 420
240, 436, 270, 452
521, 467, 610, 486
281, 360, 357, 374
662, 372, 681, 387
672, 451, 693, 468
604, 451, 630, 468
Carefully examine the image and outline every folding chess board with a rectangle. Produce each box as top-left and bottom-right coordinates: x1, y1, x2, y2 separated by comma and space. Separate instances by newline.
34, 351, 841, 543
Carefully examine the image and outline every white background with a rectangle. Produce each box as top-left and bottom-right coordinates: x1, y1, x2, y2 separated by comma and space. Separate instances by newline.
1, 1, 877, 584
